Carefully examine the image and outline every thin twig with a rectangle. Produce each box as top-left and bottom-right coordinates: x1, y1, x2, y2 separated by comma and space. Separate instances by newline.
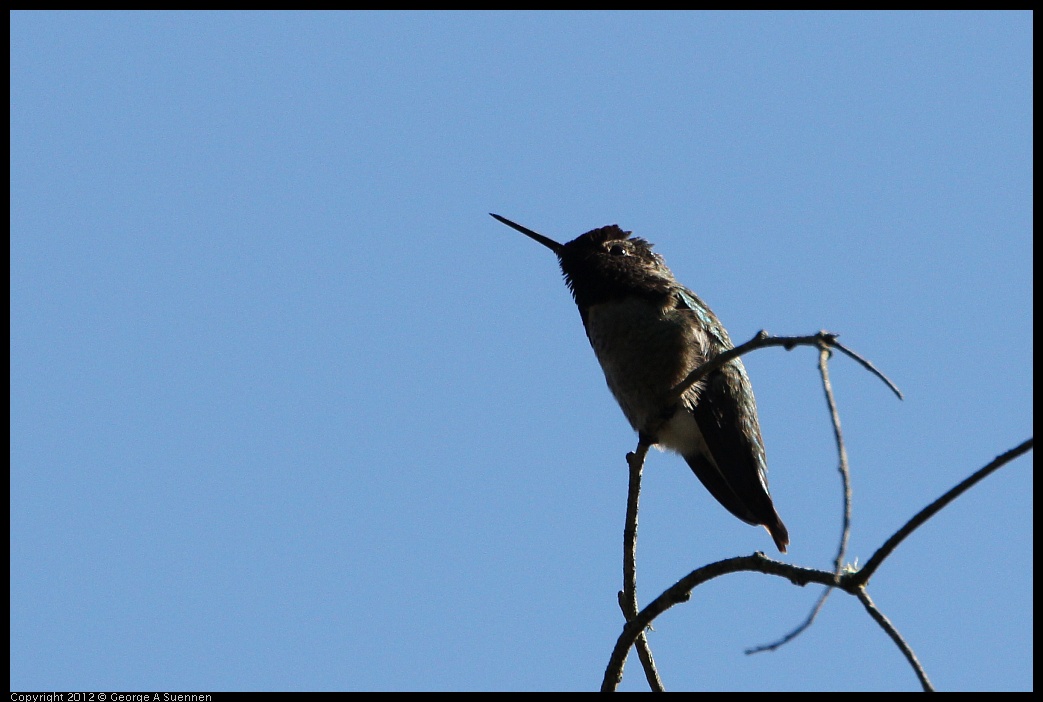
829, 338, 903, 400
603, 554, 921, 691
602, 553, 837, 692
615, 442, 664, 691
621, 445, 649, 617
668, 331, 903, 405
819, 346, 854, 576
603, 438, 1032, 690
747, 346, 853, 654
605, 330, 1028, 690
855, 587, 933, 691
745, 587, 832, 654
846, 438, 1034, 588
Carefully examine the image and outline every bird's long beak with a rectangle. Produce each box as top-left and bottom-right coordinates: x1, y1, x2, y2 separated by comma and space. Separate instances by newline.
490, 213, 564, 255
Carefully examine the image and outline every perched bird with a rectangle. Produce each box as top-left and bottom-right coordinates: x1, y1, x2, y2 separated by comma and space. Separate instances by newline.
491, 214, 789, 552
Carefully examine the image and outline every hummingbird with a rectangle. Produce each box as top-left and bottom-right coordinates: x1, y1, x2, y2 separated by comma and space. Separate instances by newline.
491, 213, 789, 552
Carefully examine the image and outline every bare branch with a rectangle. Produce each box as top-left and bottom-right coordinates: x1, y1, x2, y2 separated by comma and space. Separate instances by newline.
602, 553, 840, 691
855, 587, 934, 692
818, 346, 854, 576
847, 438, 1034, 588
621, 444, 650, 620
747, 347, 854, 654
829, 338, 903, 400
745, 587, 832, 655
604, 328, 1027, 690
604, 433, 1031, 690
614, 442, 664, 691
602, 554, 924, 692
668, 331, 903, 405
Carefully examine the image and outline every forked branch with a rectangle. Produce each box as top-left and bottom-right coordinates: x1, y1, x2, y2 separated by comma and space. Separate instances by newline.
605, 330, 1030, 691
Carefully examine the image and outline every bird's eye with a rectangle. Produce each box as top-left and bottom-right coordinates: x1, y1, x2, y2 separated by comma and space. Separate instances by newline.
609, 243, 628, 256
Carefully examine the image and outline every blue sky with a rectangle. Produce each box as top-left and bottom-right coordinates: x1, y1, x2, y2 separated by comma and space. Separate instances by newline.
11, 11, 1032, 692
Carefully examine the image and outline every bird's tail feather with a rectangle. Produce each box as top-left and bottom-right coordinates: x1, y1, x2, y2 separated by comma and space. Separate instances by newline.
684, 451, 789, 553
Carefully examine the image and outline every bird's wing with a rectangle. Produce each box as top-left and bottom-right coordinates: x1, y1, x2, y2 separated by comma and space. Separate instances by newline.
673, 289, 789, 551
